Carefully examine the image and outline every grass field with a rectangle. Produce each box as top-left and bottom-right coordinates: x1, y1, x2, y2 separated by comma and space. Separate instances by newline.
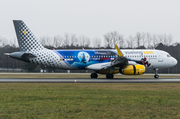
0, 73, 180, 78
0, 83, 180, 119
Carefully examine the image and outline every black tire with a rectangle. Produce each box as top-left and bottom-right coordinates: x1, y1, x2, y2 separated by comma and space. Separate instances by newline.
109, 74, 114, 79
154, 75, 159, 79
106, 73, 114, 79
91, 73, 98, 78
106, 74, 109, 79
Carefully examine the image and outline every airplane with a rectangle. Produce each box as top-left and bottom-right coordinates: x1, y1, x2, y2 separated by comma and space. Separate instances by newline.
5, 20, 178, 79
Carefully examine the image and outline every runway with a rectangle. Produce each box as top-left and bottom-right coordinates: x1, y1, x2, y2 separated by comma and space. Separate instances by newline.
0, 78, 180, 83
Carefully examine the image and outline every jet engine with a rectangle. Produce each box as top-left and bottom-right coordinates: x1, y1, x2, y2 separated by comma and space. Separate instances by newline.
120, 65, 145, 75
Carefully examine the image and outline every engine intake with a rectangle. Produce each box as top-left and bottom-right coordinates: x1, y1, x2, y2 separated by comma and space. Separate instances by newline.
120, 65, 145, 75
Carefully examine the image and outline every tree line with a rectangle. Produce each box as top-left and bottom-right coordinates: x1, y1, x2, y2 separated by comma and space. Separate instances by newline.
39, 31, 174, 49
0, 31, 174, 49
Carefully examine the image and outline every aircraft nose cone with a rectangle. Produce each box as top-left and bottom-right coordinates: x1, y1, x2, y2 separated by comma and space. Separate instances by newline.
172, 57, 178, 66
174, 58, 178, 65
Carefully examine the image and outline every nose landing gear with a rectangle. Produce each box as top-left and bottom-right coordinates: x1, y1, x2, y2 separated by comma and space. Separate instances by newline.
154, 68, 159, 79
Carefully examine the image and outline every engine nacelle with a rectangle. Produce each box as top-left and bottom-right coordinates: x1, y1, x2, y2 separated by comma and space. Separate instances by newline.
120, 65, 145, 75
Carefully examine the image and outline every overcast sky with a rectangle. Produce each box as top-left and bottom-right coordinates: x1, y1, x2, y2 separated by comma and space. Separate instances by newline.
0, 0, 180, 43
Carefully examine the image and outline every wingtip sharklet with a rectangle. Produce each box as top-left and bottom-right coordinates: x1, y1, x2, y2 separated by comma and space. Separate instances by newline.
115, 44, 123, 57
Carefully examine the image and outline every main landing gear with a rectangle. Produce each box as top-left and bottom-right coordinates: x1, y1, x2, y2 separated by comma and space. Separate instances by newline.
91, 73, 98, 78
106, 73, 114, 79
154, 68, 159, 79
90, 73, 114, 79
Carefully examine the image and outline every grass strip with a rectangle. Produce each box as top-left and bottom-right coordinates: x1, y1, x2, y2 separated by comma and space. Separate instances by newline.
0, 83, 180, 118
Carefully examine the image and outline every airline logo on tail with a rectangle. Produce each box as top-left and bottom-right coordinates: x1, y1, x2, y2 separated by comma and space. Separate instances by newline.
13, 20, 45, 51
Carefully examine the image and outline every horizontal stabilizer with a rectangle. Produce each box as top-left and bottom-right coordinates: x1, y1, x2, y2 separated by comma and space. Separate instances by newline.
22, 53, 36, 58
4, 53, 10, 56
4, 52, 36, 63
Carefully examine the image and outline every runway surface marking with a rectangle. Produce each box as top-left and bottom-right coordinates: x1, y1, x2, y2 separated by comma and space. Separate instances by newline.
1, 78, 180, 83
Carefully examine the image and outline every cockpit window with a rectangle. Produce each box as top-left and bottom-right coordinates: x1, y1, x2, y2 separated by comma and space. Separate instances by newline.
167, 54, 171, 57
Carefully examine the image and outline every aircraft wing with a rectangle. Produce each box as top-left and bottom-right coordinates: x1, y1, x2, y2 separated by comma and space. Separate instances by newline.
86, 56, 128, 70
86, 45, 128, 70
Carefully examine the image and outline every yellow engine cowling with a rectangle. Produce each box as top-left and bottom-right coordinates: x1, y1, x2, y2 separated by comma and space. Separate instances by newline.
121, 65, 145, 75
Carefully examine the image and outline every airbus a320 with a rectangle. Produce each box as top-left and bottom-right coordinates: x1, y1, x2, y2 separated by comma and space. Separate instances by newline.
5, 20, 178, 79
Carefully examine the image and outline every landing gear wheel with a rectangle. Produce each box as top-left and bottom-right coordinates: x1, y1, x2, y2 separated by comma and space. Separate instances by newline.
154, 68, 159, 79
91, 73, 98, 78
154, 75, 159, 79
106, 73, 114, 79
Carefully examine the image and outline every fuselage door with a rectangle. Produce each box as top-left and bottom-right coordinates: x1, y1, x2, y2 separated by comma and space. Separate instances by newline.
158, 52, 163, 62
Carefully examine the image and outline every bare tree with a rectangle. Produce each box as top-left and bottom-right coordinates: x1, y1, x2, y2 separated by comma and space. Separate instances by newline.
40, 36, 52, 46
104, 35, 111, 48
135, 32, 142, 48
126, 40, 131, 48
141, 32, 146, 47
157, 34, 164, 44
146, 33, 152, 48
53, 36, 58, 48
9, 38, 18, 47
93, 37, 101, 48
126, 35, 134, 48
104, 31, 124, 48
104, 31, 116, 48
152, 34, 158, 48
163, 34, 168, 46
40, 36, 46, 46
70, 34, 78, 47
63, 33, 70, 48
0, 36, 7, 47
111, 31, 119, 47
117, 35, 124, 48
0, 37, 2, 47
79, 35, 91, 47
167, 34, 173, 46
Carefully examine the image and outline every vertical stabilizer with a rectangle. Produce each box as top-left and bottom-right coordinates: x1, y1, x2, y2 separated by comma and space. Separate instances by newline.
13, 20, 45, 51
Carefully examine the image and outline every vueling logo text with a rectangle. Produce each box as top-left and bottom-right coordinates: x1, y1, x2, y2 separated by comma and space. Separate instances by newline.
143, 51, 154, 54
